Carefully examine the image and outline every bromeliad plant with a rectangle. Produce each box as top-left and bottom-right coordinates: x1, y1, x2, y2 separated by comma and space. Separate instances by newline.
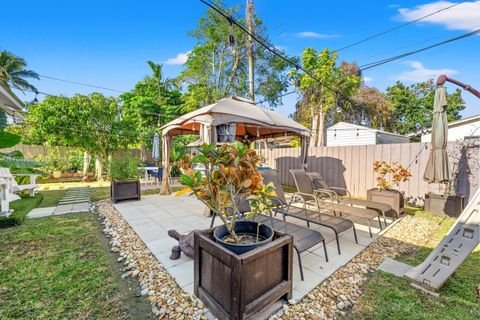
373, 160, 412, 190
178, 143, 276, 243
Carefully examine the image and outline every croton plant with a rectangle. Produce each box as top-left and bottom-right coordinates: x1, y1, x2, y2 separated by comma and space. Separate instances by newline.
177, 143, 276, 243
373, 160, 412, 190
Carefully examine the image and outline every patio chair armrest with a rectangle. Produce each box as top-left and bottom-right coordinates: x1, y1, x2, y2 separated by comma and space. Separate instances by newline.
313, 189, 336, 202
329, 187, 351, 198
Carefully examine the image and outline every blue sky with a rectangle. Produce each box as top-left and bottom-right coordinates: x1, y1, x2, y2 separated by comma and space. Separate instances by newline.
2, 0, 480, 119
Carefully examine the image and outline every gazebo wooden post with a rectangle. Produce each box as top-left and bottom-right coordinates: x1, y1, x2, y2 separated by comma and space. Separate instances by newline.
160, 133, 173, 195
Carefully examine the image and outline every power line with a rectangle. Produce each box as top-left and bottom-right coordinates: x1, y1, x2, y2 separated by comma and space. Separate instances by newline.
199, 0, 361, 108
38, 74, 126, 93
359, 28, 480, 71
255, 90, 296, 105
336, 1, 468, 52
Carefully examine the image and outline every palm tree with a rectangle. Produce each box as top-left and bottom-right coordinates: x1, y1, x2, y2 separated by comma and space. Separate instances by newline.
146, 60, 177, 91
0, 50, 39, 93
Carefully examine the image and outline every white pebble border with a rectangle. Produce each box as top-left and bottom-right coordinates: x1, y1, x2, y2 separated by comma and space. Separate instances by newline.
95, 200, 208, 320
95, 199, 438, 320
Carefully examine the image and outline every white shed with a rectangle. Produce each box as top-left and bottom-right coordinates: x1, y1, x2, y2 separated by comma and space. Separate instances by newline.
326, 122, 409, 147
418, 114, 480, 142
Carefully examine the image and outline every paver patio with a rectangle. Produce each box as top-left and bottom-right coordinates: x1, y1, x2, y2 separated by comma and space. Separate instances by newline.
114, 194, 394, 300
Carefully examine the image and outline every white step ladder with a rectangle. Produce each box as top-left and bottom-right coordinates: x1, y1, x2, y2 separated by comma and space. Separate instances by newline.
404, 188, 480, 296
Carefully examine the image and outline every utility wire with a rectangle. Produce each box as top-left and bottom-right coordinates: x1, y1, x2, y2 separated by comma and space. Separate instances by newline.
199, 0, 362, 108
360, 28, 480, 71
38, 74, 126, 93
255, 90, 296, 105
336, 1, 468, 52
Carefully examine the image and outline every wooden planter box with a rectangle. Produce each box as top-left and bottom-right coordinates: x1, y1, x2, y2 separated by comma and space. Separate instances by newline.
424, 192, 465, 217
111, 180, 140, 203
194, 229, 293, 320
367, 188, 404, 218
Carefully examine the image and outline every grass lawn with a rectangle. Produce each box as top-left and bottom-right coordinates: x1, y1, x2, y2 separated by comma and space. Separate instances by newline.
38, 181, 186, 205
0, 195, 43, 227
0, 212, 152, 319
352, 213, 480, 320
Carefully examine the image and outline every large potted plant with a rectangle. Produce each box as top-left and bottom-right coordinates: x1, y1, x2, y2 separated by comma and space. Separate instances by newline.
367, 161, 412, 218
110, 156, 141, 203
179, 143, 293, 320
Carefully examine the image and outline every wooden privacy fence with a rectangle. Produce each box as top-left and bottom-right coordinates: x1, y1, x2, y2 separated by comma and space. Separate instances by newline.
258, 141, 480, 206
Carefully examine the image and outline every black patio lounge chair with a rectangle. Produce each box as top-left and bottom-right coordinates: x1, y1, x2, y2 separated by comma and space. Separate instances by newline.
289, 169, 380, 237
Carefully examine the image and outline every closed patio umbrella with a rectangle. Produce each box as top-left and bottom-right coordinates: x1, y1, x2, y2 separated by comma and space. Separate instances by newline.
152, 132, 160, 162
424, 85, 450, 183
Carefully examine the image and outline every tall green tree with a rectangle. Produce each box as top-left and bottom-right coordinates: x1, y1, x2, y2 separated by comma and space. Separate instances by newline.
24, 93, 137, 179
292, 48, 361, 147
0, 50, 39, 93
179, 1, 290, 109
120, 61, 185, 156
386, 80, 465, 134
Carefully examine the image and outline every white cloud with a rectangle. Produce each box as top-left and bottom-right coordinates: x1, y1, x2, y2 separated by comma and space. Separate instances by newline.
294, 31, 341, 39
164, 51, 191, 65
397, 1, 480, 31
363, 76, 374, 83
394, 60, 457, 82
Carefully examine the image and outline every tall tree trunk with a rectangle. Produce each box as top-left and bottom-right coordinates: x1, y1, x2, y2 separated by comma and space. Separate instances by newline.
95, 155, 103, 181
310, 108, 325, 147
246, 0, 255, 101
317, 108, 326, 147
82, 151, 90, 176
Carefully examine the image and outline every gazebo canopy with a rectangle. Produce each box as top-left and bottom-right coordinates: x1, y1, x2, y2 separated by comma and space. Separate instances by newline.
159, 96, 310, 194
161, 96, 310, 140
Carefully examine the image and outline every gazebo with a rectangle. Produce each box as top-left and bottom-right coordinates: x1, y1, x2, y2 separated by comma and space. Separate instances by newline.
159, 96, 310, 194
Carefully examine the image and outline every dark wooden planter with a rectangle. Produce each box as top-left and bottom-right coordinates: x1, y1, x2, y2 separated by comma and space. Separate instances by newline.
424, 192, 465, 217
111, 180, 141, 203
194, 228, 293, 320
367, 188, 404, 218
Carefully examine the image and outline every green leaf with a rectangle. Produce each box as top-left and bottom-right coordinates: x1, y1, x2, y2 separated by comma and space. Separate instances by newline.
0, 131, 21, 148
180, 174, 194, 186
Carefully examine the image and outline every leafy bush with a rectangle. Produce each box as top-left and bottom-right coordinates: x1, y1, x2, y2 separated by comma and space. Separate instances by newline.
373, 160, 412, 190
109, 156, 141, 181
178, 143, 276, 243
35, 147, 69, 172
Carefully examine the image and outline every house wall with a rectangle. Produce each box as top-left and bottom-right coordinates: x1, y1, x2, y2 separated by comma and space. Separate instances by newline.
421, 120, 480, 142
326, 123, 376, 146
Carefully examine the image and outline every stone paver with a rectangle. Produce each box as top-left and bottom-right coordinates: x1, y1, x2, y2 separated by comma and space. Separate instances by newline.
27, 206, 56, 219
377, 257, 413, 277
114, 194, 392, 300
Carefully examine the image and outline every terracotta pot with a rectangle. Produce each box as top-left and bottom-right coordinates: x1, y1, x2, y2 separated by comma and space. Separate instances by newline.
52, 171, 62, 179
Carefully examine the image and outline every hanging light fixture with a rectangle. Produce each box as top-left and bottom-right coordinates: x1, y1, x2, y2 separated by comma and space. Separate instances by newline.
33, 90, 39, 103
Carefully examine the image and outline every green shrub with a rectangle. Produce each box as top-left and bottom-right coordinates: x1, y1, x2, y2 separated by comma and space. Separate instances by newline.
0, 194, 43, 228
109, 156, 141, 181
